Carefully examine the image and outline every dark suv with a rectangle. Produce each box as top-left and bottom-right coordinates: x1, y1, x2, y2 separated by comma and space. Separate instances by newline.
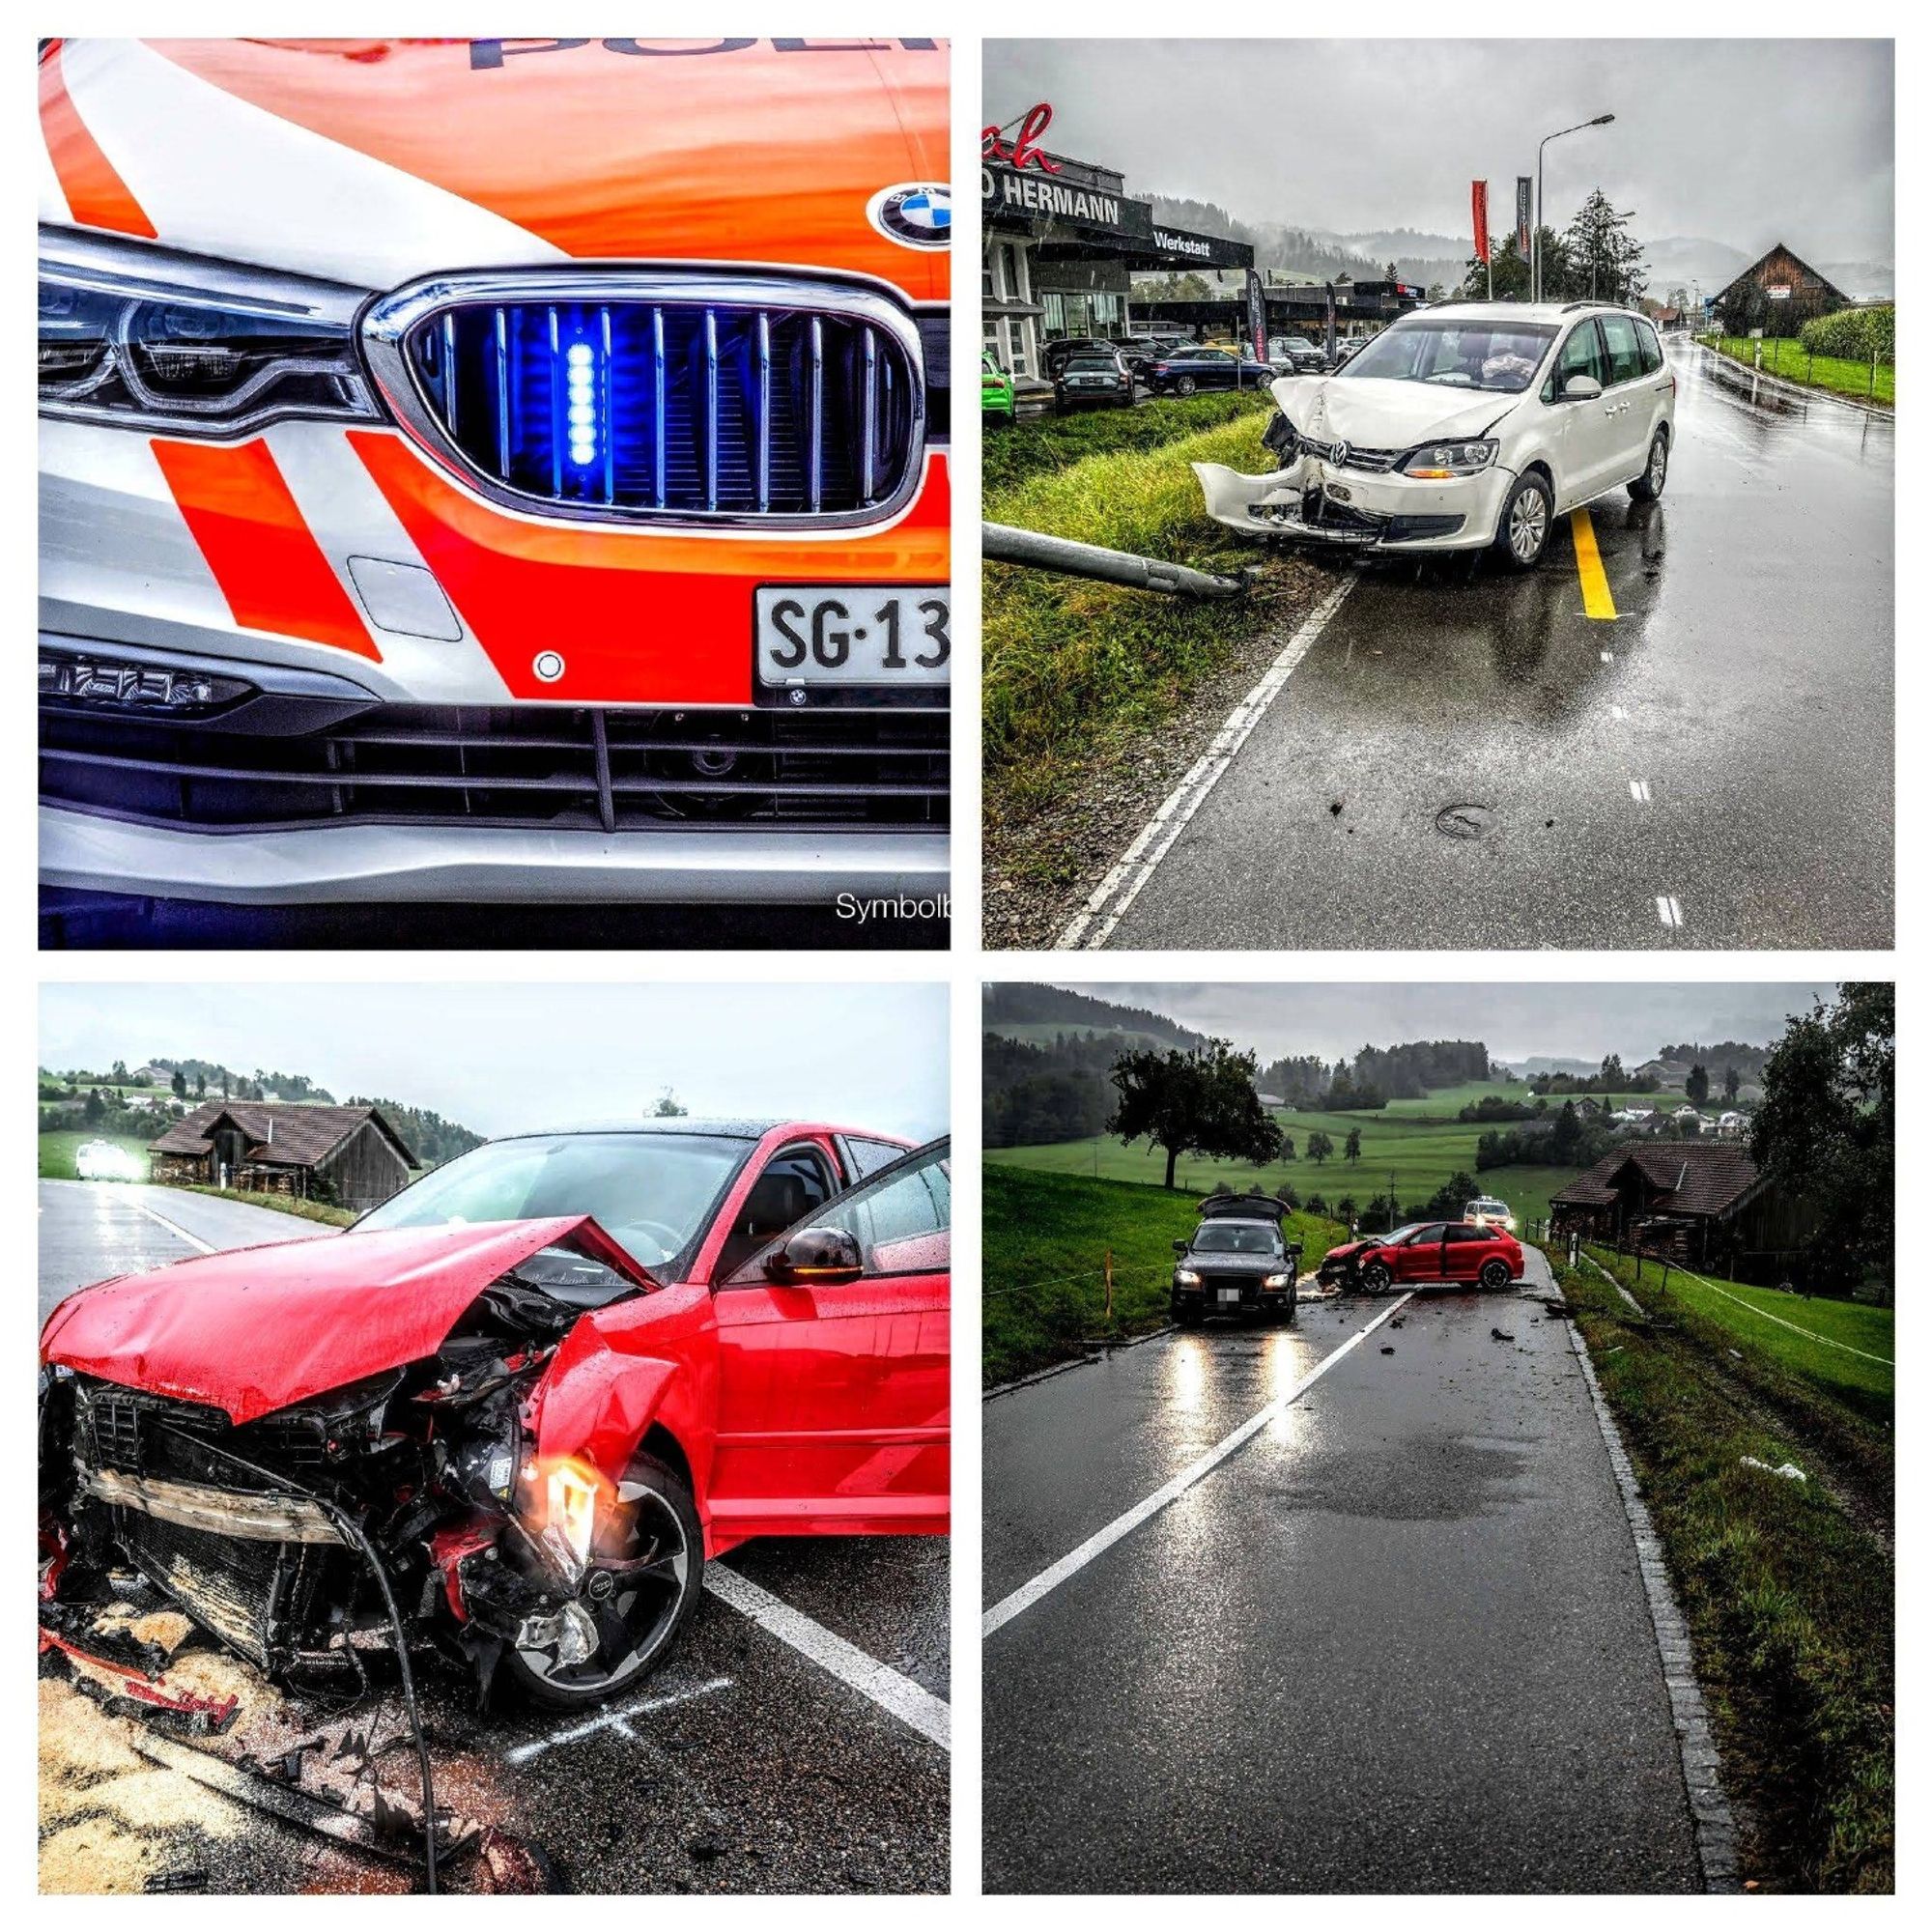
1171, 1191, 1300, 1325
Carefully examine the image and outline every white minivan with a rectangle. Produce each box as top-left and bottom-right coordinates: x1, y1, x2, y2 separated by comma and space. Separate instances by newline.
1195, 301, 1676, 571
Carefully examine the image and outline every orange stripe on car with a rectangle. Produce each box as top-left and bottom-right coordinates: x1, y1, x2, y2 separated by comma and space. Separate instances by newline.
151, 438, 382, 662
39, 41, 157, 239
348, 429, 948, 703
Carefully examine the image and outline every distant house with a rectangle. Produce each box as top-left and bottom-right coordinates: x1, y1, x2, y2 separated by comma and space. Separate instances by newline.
129, 1065, 168, 1086
1713, 242, 1850, 338
1716, 1110, 1751, 1140
1548, 1143, 1816, 1270
1671, 1105, 1708, 1133
1255, 1092, 1286, 1110
1610, 1106, 1660, 1131
149, 1101, 417, 1213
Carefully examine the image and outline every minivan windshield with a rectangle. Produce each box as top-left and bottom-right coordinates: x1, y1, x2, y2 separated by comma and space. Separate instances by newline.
355, 1131, 751, 1269
1338, 319, 1557, 393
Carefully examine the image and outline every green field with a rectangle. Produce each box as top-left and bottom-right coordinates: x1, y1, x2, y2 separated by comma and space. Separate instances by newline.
983, 1165, 1346, 1385
990, 1106, 1580, 1234
1702, 333, 1893, 408
1554, 1248, 1891, 1889
1586, 1247, 1892, 1422
38, 1130, 151, 1181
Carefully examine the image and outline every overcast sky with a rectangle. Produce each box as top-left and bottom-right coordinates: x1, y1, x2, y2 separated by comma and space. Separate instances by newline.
1039, 982, 1834, 1065
985, 40, 1895, 262
40, 982, 948, 1143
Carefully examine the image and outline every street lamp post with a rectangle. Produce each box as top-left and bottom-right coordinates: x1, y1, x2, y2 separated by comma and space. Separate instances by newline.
1534, 112, 1615, 302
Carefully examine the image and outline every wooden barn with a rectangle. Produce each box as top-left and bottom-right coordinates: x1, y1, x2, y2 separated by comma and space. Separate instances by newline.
1712, 242, 1850, 338
149, 1101, 417, 1213
1548, 1141, 1817, 1276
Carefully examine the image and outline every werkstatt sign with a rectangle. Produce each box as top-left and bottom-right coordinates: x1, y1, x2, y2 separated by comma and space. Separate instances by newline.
981, 162, 1153, 242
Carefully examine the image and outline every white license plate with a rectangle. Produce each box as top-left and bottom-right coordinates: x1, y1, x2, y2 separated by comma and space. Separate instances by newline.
1218, 1289, 1241, 1304
755, 587, 950, 696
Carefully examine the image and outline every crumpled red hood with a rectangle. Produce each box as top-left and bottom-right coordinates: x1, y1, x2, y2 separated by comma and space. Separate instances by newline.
40, 1216, 654, 1425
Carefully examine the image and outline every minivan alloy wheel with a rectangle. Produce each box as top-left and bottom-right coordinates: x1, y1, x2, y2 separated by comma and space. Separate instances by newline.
1509, 490, 1548, 562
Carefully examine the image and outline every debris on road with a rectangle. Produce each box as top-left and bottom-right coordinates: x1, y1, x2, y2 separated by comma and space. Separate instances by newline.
1491, 1327, 1516, 1343
1379, 1346, 1394, 1355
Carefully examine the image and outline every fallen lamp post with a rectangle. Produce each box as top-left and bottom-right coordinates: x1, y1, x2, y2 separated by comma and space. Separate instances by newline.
983, 523, 1251, 600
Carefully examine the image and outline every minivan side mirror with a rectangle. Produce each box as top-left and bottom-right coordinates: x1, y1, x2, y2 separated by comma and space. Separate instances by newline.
1563, 374, 1604, 401
764, 1226, 864, 1287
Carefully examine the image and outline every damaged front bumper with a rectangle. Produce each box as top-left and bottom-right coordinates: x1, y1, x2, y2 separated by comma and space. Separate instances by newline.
1193, 451, 1512, 553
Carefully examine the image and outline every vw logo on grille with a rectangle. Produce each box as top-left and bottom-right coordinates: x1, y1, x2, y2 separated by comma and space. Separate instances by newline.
869, 182, 952, 249
1333, 440, 1350, 468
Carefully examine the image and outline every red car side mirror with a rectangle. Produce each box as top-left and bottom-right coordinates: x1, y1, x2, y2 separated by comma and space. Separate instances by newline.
764, 1226, 864, 1288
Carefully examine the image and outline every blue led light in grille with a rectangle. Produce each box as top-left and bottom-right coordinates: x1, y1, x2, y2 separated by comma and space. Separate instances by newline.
565, 339, 597, 469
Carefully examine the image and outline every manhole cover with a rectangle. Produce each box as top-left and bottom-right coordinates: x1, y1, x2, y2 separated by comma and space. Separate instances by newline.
1435, 803, 1492, 840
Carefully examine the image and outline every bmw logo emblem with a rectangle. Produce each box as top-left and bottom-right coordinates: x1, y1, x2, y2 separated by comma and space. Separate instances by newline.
868, 182, 951, 250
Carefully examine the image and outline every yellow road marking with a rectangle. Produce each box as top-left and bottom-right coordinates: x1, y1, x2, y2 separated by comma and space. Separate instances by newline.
1570, 507, 1617, 619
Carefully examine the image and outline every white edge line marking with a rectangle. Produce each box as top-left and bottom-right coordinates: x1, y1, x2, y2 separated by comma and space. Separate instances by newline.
1630, 779, 1651, 803
504, 1675, 733, 1765
136, 1201, 215, 1254
1057, 572, 1359, 950
705, 1562, 951, 1751
982, 1292, 1414, 1637
1675, 1270, 1893, 1367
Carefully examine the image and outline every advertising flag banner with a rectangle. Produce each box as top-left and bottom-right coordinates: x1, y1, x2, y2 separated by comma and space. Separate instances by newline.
1471, 181, 1491, 264
1245, 268, 1267, 363
1516, 176, 1533, 255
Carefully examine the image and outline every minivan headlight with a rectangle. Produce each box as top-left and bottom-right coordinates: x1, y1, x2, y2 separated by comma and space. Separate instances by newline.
39, 226, 380, 435
1402, 440, 1497, 478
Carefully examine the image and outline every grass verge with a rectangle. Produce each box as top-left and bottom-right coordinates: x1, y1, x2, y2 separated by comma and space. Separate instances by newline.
175, 1184, 356, 1228
985, 388, 1279, 496
984, 392, 1322, 839
983, 1165, 1345, 1387
1553, 1245, 1892, 1890
1700, 334, 1893, 409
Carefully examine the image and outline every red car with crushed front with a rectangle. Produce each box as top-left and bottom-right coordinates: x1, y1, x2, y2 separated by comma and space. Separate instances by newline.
1318, 1219, 1522, 1294
40, 1120, 950, 1710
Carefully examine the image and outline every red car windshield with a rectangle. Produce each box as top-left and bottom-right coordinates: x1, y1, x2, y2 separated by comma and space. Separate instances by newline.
355, 1131, 749, 1270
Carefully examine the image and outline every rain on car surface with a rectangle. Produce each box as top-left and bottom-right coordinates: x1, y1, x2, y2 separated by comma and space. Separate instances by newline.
38, 39, 950, 922
1194, 300, 1675, 569
40, 1120, 951, 1711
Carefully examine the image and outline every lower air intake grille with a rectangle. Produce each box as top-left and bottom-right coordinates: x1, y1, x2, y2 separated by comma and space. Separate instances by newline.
43, 702, 950, 835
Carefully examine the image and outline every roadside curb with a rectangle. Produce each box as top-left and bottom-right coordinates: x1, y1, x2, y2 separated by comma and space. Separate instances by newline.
1693, 339, 1893, 419
1563, 1312, 1743, 1892
983, 1324, 1177, 1401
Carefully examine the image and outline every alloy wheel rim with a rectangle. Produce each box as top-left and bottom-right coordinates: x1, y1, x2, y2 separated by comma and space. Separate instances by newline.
1510, 490, 1548, 561
516, 1482, 689, 1691
1649, 440, 1666, 488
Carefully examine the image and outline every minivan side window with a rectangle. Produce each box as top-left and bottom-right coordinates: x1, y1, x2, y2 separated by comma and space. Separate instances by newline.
1599, 313, 1644, 386
1635, 319, 1663, 375
1545, 321, 1606, 401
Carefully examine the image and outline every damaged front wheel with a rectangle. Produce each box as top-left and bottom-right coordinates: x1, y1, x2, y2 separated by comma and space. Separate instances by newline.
497, 1453, 703, 1711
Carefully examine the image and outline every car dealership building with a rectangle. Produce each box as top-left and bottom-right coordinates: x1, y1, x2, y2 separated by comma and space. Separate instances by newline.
980, 124, 1252, 381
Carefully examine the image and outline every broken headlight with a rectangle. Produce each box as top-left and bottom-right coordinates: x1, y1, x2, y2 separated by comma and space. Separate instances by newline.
39, 226, 380, 436
1400, 440, 1497, 479
1262, 411, 1297, 460
544, 1462, 601, 1579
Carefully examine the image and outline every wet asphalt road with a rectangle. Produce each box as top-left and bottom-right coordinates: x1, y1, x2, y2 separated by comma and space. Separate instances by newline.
982, 1255, 1703, 1893
1098, 339, 1892, 950
38, 1179, 949, 1894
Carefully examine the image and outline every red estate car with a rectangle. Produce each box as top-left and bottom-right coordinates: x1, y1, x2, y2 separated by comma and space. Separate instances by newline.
40, 1120, 949, 1710
1318, 1219, 1523, 1294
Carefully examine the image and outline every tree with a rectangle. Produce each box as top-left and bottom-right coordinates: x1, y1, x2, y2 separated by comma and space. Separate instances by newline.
1337, 1195, 1357, 1225
1723, 1065, 1741, 1104
1686, 1063, 1710, 1106
1600, 1052, 1627, 1089
652, 1088, 690, 1118
1306, 1129, 1334, 1167
195, 1072, 207, 1100
111, 1060, 128, 1085
83, 1089, 104, 1123
171, 1067, 187, 1099
1106, 1038, 1283, 1190
1749, 983, 1892, 1293
1562, 189, 1646, 306
1550, 1100, 1583, 1163
1345, 1126, 1362, 1165
1279, 1133, 1296, 1162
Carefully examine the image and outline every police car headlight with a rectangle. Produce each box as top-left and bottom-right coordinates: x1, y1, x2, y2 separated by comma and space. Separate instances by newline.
39, 226, 380, 435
